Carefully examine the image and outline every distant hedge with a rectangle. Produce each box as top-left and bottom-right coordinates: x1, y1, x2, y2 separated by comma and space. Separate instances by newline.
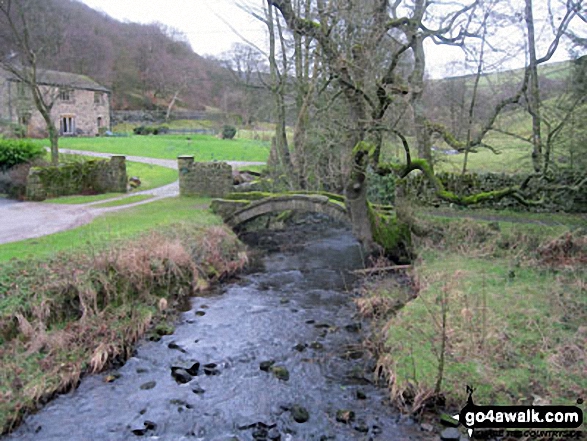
0, 139, 44, 171
133, 125, 169, 135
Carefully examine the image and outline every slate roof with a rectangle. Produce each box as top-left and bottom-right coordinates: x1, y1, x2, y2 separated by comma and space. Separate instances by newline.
1, 67, 110, 93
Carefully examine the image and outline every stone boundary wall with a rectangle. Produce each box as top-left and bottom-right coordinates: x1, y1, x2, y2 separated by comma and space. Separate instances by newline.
397, 170, 587, 213
26, 156, 127, 201
178, 156, 232, 198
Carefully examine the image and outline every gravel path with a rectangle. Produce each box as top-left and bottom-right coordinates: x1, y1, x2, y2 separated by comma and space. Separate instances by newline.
58, 148, 266, 170
0, 150, 265, 245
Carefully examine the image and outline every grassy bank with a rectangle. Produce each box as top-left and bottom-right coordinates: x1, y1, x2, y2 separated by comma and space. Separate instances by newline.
0, 198, 248, 434
0, 197, 213, 262
33, 134, 270, 163
361, 217, 586, 413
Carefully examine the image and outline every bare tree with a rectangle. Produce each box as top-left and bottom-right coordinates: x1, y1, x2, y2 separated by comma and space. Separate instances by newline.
268, 0, 484, 253
0, 0, 65, 164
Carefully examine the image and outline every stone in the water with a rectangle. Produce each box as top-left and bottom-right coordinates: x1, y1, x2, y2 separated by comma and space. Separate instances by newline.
252, 427, 268, 439
309, 341, 323, 350
167, 342, 186, 353
353, 420, 369, 433
341, 349, 363, 360
191, 384, 205, 394
440, 427, 461, 440
280, 298, 289, 304
131, 420, 157, 436
260, 360, 275, 371
204, 363, 220, 376
305, 319, 315, 324
154, 323, 174, 336
291, 405, 309, 423
195, 310, 206, 317
344, 323, 362, 333
356, 389, 367, 400
103, 372, 121, 383
186, 362, 200, 376
144, 421, 156, 430
136, 368, 148, 374
267, 427, 281, 440
140, 381, 156, 390
131, 428, 147, 436
335, 409, 355, 424
171, 367, 192, 384
314, 323, 331, 329
271, 366, 289, 381
293, 343, 306, 352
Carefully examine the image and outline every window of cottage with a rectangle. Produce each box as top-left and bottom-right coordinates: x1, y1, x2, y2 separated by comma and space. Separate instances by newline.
17, 82, 27, 97
94, 92, 103, 105
18, 112, 31, 126
59, 89, 72, 101
60, 116, 76, 135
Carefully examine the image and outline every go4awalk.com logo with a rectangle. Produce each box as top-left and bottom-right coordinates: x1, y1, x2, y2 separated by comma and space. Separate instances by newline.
451, 386, 584, 438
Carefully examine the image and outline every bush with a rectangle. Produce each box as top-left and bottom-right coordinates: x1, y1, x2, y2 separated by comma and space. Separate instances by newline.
0, 139, 45, 171
133, 125, 169, 136
367, 169, 396, 205
221, 125, 237, 140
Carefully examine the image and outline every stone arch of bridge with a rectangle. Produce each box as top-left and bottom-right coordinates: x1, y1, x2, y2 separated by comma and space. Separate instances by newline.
223, 194, 349, 229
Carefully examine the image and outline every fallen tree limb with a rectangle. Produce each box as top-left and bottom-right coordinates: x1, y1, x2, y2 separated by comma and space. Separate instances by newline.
352, 265, 412, 275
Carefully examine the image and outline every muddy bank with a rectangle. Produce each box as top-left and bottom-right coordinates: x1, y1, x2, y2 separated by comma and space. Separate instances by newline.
5, 222, 428, 440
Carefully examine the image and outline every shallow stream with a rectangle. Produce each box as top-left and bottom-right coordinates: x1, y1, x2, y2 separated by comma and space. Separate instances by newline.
6, 222, 424, 441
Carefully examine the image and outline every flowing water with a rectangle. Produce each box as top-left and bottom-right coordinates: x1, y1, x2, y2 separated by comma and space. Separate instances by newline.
6, 222, 425, 441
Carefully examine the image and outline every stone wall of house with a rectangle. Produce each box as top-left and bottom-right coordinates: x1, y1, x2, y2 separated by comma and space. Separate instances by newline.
397, 170, 587, 213
178, 156, 232, 198
26, 156, 126, 201
27, 88, 110, 137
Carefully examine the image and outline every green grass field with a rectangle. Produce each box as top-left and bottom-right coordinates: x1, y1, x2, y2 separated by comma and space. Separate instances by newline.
34, 134, 270, 163
0, 197, 217, 262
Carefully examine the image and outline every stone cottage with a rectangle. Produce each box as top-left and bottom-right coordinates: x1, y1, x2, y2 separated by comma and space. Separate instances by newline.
0, 67, 111, 137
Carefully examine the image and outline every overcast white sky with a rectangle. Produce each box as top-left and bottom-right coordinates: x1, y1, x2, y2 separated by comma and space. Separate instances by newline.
77, 0, 580, 79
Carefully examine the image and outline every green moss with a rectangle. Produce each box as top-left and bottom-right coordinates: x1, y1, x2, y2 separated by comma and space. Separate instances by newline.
300, 18, 321, 30
352, 141, 377, 157
224, 192, 272, 201
368, 204, 412, 262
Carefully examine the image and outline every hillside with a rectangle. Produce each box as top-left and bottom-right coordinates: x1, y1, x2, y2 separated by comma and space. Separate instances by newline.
0, 0, 232, 112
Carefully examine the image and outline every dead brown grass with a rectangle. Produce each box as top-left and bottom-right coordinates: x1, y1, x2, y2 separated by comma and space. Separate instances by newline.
0, 223, 248, 435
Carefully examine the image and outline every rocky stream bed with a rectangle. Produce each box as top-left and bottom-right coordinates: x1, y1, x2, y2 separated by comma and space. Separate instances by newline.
4, 221, 436, 441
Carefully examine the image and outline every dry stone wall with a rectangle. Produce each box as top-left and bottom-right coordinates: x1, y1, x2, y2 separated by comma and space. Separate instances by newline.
397, 170, 587, 213
26, 156, 127, 201
178, 156, 232, 198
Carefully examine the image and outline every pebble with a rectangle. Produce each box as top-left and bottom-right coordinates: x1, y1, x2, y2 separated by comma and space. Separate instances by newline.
191, 384, 206, 394
170, 367, 192, 384
139, 381, 156, 390
291, 405, 309, 423
344, 323, 362, 333
271, 366, 290, 381
309, 341, 323, 350
260, 360, 276, 371
335, 409, 355, 424
204, 363, 220, 376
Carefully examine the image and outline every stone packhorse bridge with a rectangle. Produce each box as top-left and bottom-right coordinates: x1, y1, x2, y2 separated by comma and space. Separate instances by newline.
210, 193, 349, 229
